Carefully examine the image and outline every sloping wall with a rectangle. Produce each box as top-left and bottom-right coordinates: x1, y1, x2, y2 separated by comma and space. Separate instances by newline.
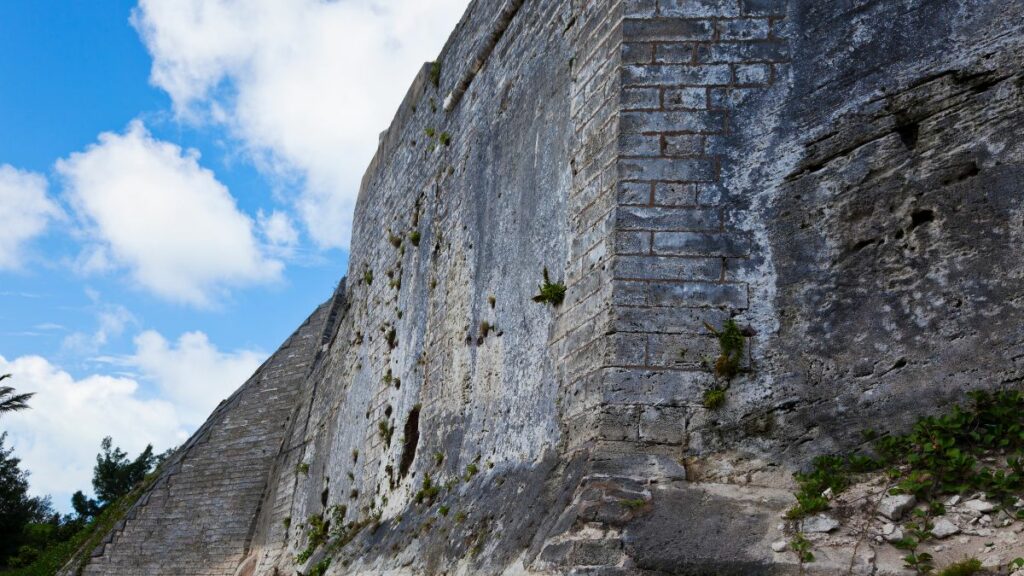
64, 286, 344, 576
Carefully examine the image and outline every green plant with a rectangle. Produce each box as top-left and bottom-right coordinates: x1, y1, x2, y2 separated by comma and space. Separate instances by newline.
790, 533, 814, 563
438, 505, 450, 516
295, 514, 328, 564
702, 387, 726, 410
363, 269, 373, 285
429, 61, 441, 88
283, 517, 291, 530
788, 390, 1024, 520
454, 511, 467, 523
621, 498, 646, 509
532, 267, 566, 306
296, 462, 310, 476
937, 558, 982, 576
439, 132, 451, 146
409, 230, 421, 246
434, 451, 444, 466
414, 473, 440, 505
464, 463, 479, 481
703, 319, 747, 379
308, 558, 331, 576
786, 455, 851, 519
386, 327, 398, 349
896, 514, 935, 574
424, 127, 436, 138
378, 420, 394, 446
351, 449, 359, 463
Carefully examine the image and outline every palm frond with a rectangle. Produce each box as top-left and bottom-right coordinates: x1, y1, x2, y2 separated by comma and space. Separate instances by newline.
0, 382, 34, 414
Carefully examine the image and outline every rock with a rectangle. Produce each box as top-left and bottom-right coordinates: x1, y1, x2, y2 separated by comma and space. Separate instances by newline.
884, 528, 905, 543
982, 555, 1003, 569
946, 495, 961, 506
964, 499, 997, 513
822, 487, 834, 500
771, 540, 788, 553
801, 514, 840, 533
881, 522, 896, 535
931, 517, 960, 539
878, 494, 917, 520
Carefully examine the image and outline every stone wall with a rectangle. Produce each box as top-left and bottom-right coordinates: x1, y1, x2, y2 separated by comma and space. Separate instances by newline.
63, 287, 343, 576
71, 0, 1024, 574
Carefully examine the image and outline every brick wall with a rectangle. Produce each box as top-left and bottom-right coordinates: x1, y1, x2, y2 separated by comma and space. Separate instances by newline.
587, 0, 789, 454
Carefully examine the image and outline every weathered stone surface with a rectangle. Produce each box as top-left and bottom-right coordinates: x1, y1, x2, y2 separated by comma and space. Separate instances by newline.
67, 0, 1024, 574
878, 494, 916, 521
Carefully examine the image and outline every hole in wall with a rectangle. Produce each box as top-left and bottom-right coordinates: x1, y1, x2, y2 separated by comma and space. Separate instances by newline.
909, 209, 935, 231
398, 405, 421, 479
895, 120, 920, 149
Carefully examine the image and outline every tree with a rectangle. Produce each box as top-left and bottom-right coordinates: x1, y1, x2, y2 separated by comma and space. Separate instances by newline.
93, 436, 155, 505
0, 433, 52, 565
0, 374, 34, 415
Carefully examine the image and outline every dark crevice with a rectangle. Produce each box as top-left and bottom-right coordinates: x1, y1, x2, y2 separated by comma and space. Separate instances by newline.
895, 120, 920, 149
909, 209, 935, 231
941, 161, 980, 185
398, 405, 421, 479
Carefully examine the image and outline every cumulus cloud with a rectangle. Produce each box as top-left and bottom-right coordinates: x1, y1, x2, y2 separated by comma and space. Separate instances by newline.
0, 165, 61, 270
57, 121, 283, 306
131, 0, 470, 249
130, 330, 265, 426
1, 330, 265, 506
0, 354, 187, 504
258, 209, 299, 257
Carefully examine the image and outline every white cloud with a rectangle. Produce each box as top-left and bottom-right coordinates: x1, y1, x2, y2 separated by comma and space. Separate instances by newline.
0, 354, 187, 505
258, 209, 299, 256
57, 121, 283, 306
62, 303, 137, 356
131, 0, 470, 249
0, 329, 265, 508
0, 165, 61, 270
130, 330, 265, 426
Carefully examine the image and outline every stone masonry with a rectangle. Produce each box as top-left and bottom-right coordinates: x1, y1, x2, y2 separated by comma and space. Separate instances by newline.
67, 0, 1024, 574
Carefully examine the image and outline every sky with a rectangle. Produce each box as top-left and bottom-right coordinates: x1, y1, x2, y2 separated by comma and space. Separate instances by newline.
0, 0, 469, 512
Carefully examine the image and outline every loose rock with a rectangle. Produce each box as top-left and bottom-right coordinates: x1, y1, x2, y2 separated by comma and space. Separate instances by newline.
800, 514, 840, 533
878, 494, 916, 520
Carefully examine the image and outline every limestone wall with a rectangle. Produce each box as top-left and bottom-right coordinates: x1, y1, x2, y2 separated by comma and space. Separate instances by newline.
71, 0, 1024, 574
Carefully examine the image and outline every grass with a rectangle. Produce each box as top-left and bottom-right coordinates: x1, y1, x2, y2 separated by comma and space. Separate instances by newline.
703, 388, 726, 410
936, 558, 981, 576
620, 498, 646, 509
378, 420, 394, 447
429, 61, 442, 88
414, 473, 441, 505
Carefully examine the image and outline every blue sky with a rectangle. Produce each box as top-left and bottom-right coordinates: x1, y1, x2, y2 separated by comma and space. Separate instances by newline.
0, 0, 468, 511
